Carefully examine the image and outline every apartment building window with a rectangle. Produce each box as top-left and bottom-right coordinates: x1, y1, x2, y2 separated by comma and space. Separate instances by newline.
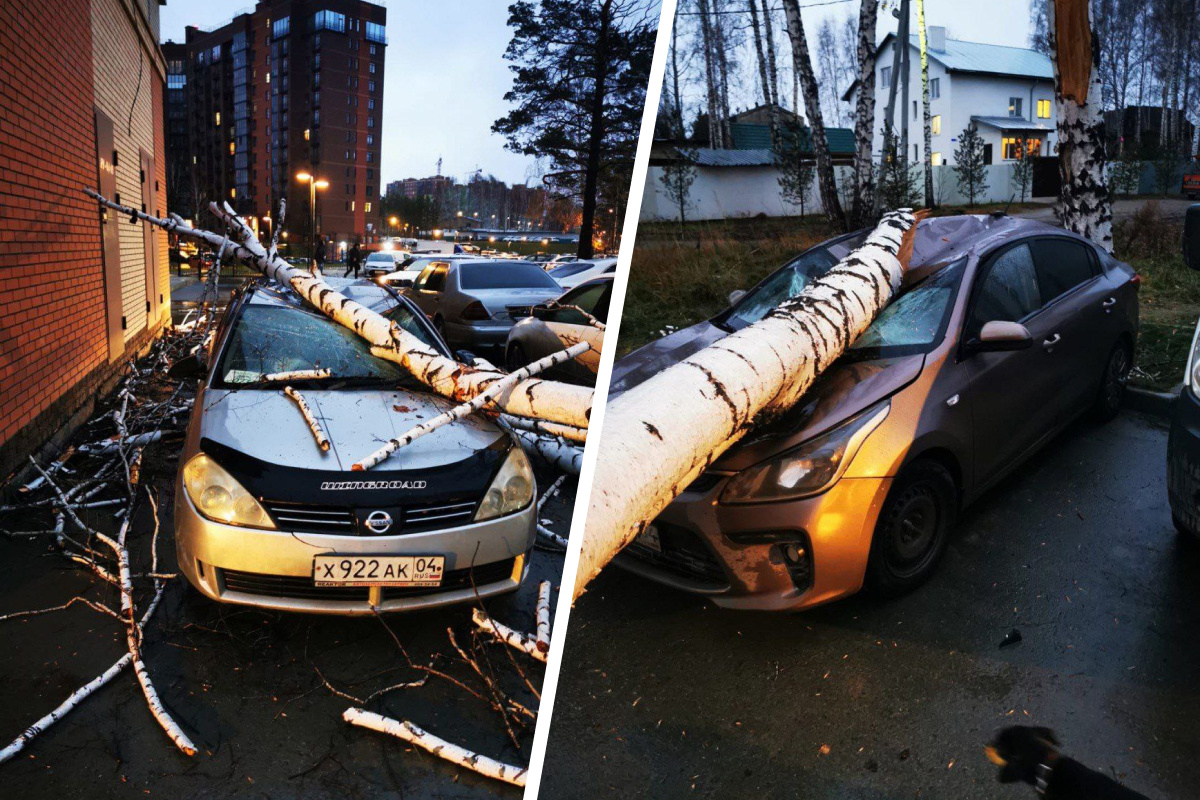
313, 10, 346, 33
931, 115, 941, 135
369, 62, 376, 75
1008, 97, 1023, 117
1037, 99, 1051, 119
313, 90, 320, 106
211, 45, 221, 62
368, 80, 376, 92
214, 111, 221, 126
366, 21, 386, 43
368, 98, 375, 110
312, 72, 319, 88
930, 78, 940, 99
167, 74, 186, 89
366, 151, 373, 162
367, 116, 374, 128
314, 33, 321, 49
881, 66, 892, 88
273, 16, 290, 38
314, 52, 320, 68
304, 128, 310, 141
369, 44, 376, 56
366, 134, 374, 145
365, 202, 372, 212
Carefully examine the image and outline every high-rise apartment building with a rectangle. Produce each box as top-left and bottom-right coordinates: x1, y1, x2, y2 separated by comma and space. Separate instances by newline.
162, 0, 386, 246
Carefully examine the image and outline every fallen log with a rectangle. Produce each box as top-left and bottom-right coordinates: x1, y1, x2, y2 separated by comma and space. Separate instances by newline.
535, 581, 552, 653
472, 608, 546, 663
283, 386, 331, 452
572, 210, 923, 599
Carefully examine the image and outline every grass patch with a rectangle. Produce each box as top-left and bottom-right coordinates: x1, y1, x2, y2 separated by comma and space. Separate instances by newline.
618, 203, 1200, 390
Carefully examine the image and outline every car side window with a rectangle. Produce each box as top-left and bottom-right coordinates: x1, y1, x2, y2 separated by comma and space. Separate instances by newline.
1030, 238, 1096, 303
412, 264, 436, 290
970, 243, 1041, 335
549, 282, 608, 324
386, 302, 441, 350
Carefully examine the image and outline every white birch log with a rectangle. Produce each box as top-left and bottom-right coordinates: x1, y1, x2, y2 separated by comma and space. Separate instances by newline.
263, 368, 331, 382
1049, 0, 1113, 251
498, 414, 588, 444
572, 210, 921, 600
537, 524, 569, 550
547, 323, 603, 373
353, 342, 589, 470
535, 581, 552, 653
283, 386, 331, 452
84, 190, 593, 429
78, 430, 163, 455
471, 608, 546, 663
20, 447, 75, 494
508, 428, 583, 475
342, 708, 528, 788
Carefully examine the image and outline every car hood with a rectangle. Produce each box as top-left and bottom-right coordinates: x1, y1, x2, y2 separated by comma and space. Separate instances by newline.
199, 386, 504, 473
611, 320, 925, 471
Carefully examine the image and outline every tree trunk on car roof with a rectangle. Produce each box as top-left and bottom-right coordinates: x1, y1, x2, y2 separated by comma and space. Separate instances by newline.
86, 191, 595, 430
571, 210, 922, 600
849, 0, 879, 228
1049, 0, 1114, 252
782, 0, 847, 229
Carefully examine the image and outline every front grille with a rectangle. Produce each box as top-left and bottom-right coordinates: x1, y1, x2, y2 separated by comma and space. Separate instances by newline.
401, 499, 478, 533
264, 502, 356, 534
623, 523, 727, 586
219, 557, 517, 603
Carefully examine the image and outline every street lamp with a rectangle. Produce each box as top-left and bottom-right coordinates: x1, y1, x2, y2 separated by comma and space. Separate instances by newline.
388, 215, 399, 237
295, 172, 329, 270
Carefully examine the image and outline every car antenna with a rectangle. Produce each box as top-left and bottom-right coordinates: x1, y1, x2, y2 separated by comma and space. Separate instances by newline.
993, 194, 1015, 218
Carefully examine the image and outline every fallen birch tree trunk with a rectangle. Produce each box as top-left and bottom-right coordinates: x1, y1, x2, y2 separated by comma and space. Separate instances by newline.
572, 210, 922, 600
548, 323, 603, 373
85, 190, 593, 429
535, 581, 552, 654
265, 368, 331, 382
353, 342, 590, 471
506, 428, 583, 475
472, 608, 546, 663
498, 414, 587, 445
342, 708, 528, 788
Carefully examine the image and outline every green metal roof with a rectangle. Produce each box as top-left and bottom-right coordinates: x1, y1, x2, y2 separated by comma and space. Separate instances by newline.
730, 122, 855, 156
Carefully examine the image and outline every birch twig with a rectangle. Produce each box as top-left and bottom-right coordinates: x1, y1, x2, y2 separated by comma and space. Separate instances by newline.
471, 608, 546, 663
284, 386, 331, 452
262, 367, 330, 382
342, 709, 528, 788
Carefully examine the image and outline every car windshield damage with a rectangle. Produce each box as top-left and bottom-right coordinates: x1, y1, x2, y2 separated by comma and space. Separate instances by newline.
459, 262, 560, 290
215, 304, 431, 389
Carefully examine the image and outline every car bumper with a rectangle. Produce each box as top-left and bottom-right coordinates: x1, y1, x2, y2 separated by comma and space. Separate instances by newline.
1168, 388, 1200, 535
174, 484, 535, 615
614, 474, 892, 611
445, 319, 513, 348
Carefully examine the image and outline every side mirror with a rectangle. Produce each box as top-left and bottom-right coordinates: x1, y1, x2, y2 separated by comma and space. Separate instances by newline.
1185, 204, 1200, 270
455, 349, 478, 366
168, 352, 207, 379
969, 320, 1033, 353
729, 289, 747, 305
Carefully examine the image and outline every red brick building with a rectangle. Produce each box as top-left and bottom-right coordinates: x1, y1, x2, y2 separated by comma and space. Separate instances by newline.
0, 0, 169, 483
162, 0, 387, 250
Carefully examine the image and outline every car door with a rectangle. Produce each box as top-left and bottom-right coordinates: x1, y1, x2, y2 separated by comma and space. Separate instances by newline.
543, 281, 610, 381
409, 261, 448, 318
963, 240, 1072, 488
1028, 237, 1110, 421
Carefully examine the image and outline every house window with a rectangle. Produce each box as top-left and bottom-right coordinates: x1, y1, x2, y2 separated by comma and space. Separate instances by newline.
1008, 97, 1023, 117
1037, 99, 1051, 119
365, 202, 372, 212
930, 78, 940, 99
931, 152, 943, 166
913, 100, 918, 120
1002, 137, 1042, 160
931, 115, 941, 135
881, 66, 892, 88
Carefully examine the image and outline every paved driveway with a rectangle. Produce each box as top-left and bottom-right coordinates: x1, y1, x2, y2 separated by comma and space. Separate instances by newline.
1012, 197, 1196, 225
540, 411, 1200, 800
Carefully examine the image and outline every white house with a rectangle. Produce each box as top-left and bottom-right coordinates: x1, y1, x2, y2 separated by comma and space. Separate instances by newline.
844, 27, 1056, 168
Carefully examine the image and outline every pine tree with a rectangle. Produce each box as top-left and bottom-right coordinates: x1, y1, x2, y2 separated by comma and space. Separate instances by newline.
878, 124, 919, 208
953, 122, 989, 205
1010, 139, 1036, 202
777, 118, 815, 215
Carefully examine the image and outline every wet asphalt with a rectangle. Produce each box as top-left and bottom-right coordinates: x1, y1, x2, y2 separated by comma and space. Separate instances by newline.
540, 410, 1200, 800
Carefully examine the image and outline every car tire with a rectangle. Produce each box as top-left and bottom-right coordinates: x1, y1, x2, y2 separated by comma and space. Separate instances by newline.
506, 342, 529, 372
1092, 341, 1131, 423
866, 459, 957, 597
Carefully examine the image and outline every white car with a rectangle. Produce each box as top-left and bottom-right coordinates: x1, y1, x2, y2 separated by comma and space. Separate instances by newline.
362, 250, 410, 275
548, 257, 618, 290
378, 253, 480, 288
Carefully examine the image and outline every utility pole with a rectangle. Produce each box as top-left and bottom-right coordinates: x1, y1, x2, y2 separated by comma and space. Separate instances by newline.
900, 0, 911, 163
880, 0, 911, 213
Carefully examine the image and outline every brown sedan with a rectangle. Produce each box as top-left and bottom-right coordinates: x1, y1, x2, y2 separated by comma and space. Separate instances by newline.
610, 215, 1140, 611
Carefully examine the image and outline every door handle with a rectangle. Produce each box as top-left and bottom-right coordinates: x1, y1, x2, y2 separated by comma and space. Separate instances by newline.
1043, 334, 1061, 350
1102, 297, 1117, 313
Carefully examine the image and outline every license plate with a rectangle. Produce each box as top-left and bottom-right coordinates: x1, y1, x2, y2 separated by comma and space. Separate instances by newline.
636, 525, 663, 554
313, 555, 445, 587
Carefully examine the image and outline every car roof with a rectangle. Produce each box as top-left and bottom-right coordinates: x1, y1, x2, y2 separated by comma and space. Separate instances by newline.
244, 279, 397, 314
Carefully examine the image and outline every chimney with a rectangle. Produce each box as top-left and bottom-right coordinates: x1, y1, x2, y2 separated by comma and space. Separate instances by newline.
928, 26, 946, 52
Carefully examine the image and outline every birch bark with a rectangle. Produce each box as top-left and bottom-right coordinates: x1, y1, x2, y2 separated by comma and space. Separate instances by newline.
572, 210, 920, 599
849, 0, 879, 227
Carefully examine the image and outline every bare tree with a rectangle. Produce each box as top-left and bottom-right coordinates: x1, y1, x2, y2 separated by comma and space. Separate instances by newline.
747, 0, 781, 144
782, 0, 847, 229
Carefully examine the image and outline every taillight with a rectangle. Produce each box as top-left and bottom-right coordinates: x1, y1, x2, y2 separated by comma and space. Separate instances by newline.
1130, 272, 1142, 286
461, 300, 491, 321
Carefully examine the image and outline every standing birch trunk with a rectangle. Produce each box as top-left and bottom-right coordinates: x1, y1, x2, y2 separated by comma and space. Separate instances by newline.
782, 0, 847, 229
849, 0, 879, 227
572, 210, 922, 600
1049, 0, 1114, 251
916, 0, 935, 207
761, 0, 782, 143
84, 190, 593, 428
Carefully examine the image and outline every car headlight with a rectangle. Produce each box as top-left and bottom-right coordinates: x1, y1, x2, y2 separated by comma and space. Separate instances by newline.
719, 400, 891, 504
475, 446, 535, 521
182, 453, 276, 529
1186, 319, 1200, 396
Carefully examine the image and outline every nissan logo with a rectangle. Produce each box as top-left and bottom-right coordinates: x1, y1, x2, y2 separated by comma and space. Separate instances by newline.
364, 510, 393, 534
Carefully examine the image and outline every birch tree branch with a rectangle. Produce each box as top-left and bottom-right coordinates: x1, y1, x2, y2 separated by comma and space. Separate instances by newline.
535, 581, 552, 654
472, 608, 546, 663
572, 210, 923, 600
283, 386, 331, 452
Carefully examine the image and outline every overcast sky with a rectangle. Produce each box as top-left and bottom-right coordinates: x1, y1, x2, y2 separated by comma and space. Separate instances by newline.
160, 1, 542, 187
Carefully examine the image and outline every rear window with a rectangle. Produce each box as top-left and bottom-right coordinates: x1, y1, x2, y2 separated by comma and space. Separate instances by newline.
459, 262, 560, 290
550, 262, 593, 279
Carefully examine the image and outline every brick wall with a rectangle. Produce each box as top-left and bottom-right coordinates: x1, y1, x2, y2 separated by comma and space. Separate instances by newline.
0, 0, 168, 483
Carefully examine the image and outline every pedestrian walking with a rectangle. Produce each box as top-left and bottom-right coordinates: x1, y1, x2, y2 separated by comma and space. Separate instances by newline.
344, 241, 362, 278
313, 236, 326, 274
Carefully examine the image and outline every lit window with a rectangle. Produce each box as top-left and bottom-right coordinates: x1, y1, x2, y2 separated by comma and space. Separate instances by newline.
1002, 137, 1040, 159
931, 115, 941, 135
229, 141, 235, 155
304, 128, 310, 141
214, 112, 221, 126
365, 202, 372, 212
931, 152, 942, 166
230, 188, 237, 199
1037, 99, 1051, 119
350, 200, 355, 212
